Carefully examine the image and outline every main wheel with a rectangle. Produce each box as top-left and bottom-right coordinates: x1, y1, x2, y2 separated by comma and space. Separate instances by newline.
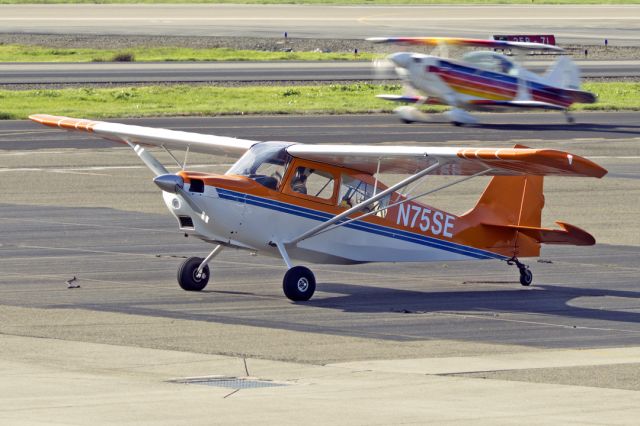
283, 266, 316, 301
177, 257, 210, 291
519, 268, 533, 286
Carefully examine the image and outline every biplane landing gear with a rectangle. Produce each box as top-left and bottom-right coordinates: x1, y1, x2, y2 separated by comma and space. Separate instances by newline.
283, 266, 316, 302
565, 111, 576, 124
507, 257, 533, 286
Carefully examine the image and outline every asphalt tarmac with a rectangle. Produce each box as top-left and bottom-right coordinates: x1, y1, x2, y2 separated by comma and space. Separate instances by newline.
1, 60, 638, 86
1, 112, 639, 423
2, 5, 639, 45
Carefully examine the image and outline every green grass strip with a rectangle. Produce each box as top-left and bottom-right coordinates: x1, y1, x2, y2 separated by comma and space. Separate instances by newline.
0, 82, 637, 120
0, 45, 374, 62
2, 0, 639, 4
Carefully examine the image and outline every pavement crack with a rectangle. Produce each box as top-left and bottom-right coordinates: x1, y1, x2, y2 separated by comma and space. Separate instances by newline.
223, 389, 241, 399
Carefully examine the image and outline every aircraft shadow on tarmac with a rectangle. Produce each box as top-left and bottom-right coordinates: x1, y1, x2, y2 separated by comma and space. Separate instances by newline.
309, 283, 640, 326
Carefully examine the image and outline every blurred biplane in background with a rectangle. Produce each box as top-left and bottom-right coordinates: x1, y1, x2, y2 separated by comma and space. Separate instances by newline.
369, 37, 596, 126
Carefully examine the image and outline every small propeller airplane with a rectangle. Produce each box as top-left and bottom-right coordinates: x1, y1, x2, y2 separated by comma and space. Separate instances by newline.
368, 37, 597, 126
30, 114, 606, 301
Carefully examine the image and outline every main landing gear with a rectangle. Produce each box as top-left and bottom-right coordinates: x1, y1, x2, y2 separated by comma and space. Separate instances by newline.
507, 257, 533, 286
177, 243, 317, 302
283, 266, 316, 301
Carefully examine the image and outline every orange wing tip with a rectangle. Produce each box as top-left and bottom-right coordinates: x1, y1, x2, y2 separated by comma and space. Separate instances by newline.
29, 114, 99, 132
456, 147, 608, 178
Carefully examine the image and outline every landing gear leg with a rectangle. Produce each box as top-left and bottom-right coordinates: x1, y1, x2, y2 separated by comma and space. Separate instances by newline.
177, 245, 223, 291
507, 257, 533, 286
273, 241, 316, 301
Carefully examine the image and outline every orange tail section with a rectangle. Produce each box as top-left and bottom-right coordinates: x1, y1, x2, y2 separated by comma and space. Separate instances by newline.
458, 173, 595, 258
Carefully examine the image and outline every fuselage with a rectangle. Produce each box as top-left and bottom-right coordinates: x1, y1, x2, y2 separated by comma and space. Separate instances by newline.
160, 151, 528, 266
394, 52, 575, 109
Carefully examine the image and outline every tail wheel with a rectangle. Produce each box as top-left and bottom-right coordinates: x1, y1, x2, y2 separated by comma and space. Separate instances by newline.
283, 266, 316, 301
519, 268, 533, 286
177, 257, 210, 291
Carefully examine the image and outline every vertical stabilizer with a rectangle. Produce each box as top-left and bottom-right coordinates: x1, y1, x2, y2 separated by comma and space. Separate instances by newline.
545, 56, 581, 90
458, 148, 545, 258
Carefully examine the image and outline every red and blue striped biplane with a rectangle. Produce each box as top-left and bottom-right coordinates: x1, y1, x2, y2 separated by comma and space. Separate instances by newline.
369, 37, 596, 125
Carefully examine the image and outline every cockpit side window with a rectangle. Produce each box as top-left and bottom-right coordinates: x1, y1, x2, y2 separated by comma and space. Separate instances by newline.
290, 167, 335, 200
339, 174, 390, 218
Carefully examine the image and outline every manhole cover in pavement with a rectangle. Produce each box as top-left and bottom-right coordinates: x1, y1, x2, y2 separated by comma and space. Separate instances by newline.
168, 376, 290, 389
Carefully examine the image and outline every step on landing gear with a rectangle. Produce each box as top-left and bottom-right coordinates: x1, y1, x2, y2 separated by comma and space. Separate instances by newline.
507, 257, 533, 286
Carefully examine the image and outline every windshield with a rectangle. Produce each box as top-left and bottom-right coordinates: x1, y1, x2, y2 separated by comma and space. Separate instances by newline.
226, 141, 293, 190
463, 51, 516, 75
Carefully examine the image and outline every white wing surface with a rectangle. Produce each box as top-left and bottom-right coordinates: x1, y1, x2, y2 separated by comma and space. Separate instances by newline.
286, 145, 607, 178
30, 114, 258, 156
367, 37, 565, 52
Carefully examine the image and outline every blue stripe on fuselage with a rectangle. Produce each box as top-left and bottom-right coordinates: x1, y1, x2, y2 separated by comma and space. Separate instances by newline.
216, 187, 505, 260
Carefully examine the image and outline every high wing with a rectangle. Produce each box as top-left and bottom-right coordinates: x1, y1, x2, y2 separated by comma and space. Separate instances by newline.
30, 114, 606, 179
286, 145, 607, 178
29, 114, 258, 156
367, 37, 565, 53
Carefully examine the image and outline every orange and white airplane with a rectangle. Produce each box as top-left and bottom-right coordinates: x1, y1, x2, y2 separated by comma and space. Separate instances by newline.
369, 37, 597, 125
30, 114, 606, 301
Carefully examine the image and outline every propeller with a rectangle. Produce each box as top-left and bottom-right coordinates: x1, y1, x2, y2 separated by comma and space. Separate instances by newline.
125, 140, 208, 220
153, 174, 205, 216
372, 57, 397, 80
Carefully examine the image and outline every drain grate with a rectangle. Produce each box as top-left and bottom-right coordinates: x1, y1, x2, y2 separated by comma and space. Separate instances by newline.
169, 376, 290, 389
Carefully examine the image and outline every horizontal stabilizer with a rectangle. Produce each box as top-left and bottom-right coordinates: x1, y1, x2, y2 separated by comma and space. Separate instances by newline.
468, 100, 565, 110
483, 221, 596, 246
565, 89, 597, 104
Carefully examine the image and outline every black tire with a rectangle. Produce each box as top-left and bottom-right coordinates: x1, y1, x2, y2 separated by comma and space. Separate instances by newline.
283, 266, 316, 302
452, 121, 463, 127
177, 257, 210, 291
519, 268, 533, 286
401, 119, 414, 124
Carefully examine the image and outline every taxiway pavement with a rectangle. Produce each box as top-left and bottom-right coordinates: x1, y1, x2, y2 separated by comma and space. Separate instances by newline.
1, 60, 638, 86
1, 112, 639, 424
1, 5, 639, 45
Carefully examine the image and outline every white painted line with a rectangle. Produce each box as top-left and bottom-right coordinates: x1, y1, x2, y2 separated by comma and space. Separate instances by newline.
330, 346, 640, 376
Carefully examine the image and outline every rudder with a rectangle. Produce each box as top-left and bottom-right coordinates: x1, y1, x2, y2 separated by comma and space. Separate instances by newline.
458, 172, 544, 258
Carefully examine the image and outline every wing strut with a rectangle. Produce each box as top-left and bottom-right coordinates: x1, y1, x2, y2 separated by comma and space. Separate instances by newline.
300, 168, 493, 242
287, 160, 443, 246
126, 141, 169, 176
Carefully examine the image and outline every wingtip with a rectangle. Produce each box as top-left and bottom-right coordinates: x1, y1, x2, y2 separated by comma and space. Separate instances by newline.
28, 114, 99, 132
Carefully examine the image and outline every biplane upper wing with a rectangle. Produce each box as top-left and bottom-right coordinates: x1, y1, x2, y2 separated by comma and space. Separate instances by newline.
286, 145, 607, 178
367, 37, 565, 52
29, 114, 258, 156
